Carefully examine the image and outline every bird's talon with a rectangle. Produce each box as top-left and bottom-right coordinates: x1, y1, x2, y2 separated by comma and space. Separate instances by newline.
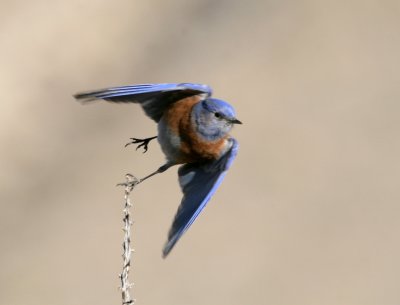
116, 174, 140, 188
124, 136, 157, 153
135, 142, 147, 152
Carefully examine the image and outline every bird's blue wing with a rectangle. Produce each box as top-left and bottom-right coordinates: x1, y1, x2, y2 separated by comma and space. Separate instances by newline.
162, 138, 239, 258
74, 83, 212, 122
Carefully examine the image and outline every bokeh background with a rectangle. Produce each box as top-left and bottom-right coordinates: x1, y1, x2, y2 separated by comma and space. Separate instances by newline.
1, 1, 400, 304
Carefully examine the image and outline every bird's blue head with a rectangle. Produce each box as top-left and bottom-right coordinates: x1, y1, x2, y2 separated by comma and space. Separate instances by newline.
192, 98, 242, 141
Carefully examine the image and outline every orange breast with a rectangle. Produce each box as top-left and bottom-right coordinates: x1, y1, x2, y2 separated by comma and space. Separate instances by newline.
164, 96, 227, 163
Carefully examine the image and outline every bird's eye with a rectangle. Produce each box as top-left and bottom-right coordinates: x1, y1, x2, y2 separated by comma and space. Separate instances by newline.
214, 112, 222, 119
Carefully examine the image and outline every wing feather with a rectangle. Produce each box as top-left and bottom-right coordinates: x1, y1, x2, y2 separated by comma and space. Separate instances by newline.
74, 83, 212, 122
162, 138, 239, 257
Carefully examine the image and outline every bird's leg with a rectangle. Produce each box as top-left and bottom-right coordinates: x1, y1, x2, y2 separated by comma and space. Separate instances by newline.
116, 162, 175, 187
137, 162, 175, 184
125, 136, 158, 153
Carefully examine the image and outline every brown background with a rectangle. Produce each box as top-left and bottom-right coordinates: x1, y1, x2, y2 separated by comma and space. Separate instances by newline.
1, 1, 400, 304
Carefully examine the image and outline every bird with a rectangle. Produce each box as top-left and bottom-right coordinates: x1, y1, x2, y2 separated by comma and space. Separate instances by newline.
74, 83, 241, 257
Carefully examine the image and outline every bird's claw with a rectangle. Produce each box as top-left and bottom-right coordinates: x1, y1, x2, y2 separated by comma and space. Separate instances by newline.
116, 174, 141, 189
125, 138, 149, 152
125, 136, 157, 153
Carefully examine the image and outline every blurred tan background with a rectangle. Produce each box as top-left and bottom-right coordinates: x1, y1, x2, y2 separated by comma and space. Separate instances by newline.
1, 0, 400, 304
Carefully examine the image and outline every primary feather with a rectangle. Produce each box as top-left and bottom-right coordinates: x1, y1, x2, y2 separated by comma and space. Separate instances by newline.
162, 138, 239, 257
74, 83, 212, 122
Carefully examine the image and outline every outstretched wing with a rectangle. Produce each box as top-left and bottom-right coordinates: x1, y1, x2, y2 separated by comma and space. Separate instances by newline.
162, 138, 239, 258
74, 83, 212, 122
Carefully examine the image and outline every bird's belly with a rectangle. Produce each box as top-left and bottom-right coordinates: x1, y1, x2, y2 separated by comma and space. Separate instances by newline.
157, 118, 183, 162
158, 118, 228, 164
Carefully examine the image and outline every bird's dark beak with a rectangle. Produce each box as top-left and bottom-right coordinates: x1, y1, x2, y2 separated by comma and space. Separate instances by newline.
230, 118, 242, 125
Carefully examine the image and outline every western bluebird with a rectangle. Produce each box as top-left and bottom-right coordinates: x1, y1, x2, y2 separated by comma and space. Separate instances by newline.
74, 83, 241, 257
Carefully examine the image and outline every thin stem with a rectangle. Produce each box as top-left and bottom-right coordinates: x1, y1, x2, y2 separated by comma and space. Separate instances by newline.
118, 174, 139, 305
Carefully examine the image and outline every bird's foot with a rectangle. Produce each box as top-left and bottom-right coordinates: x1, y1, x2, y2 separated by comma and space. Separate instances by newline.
125, 136, 157, 153
116, 174, 141, 189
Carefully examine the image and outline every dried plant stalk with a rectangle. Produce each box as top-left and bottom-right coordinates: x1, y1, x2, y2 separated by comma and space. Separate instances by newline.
118, 174, 139, 305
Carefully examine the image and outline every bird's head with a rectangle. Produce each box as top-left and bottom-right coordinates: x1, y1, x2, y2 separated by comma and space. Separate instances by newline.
192, 98, 242, 141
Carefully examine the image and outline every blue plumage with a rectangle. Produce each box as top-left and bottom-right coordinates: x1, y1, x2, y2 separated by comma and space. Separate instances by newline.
74, 83, 240, 257
74, 83, 212, 122
163, 138, 238, 257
